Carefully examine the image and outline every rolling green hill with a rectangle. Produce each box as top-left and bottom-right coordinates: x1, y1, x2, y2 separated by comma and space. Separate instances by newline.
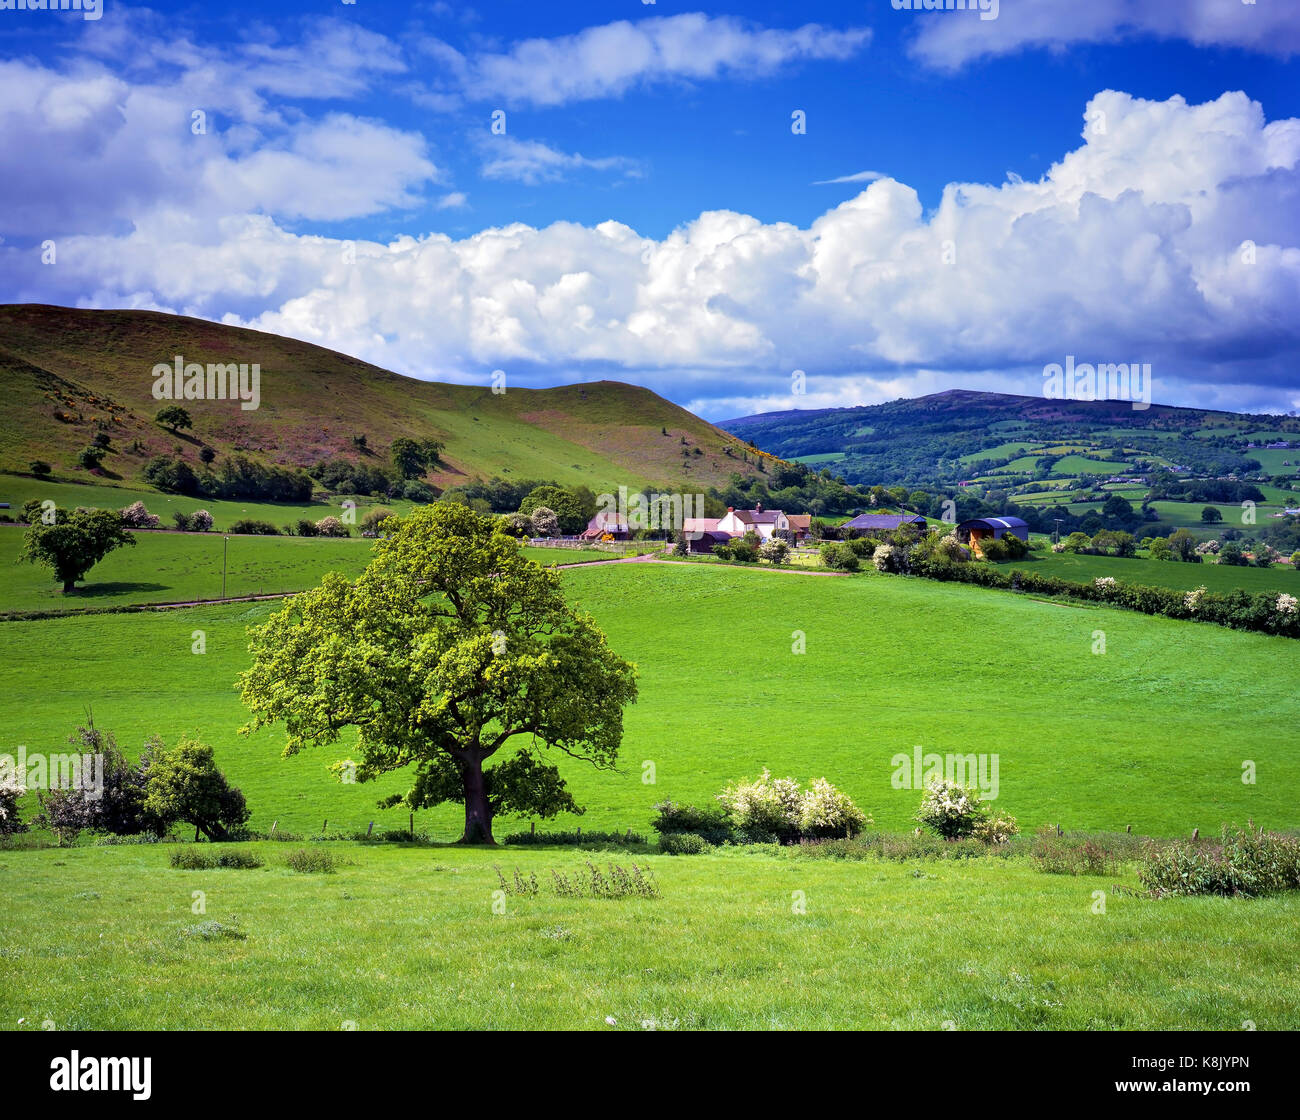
723, 388, 1300, 491
0, 304, 766, 496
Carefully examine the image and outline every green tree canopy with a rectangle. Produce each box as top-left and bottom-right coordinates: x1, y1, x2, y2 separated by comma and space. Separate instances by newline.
519, 485, 587, 534
20, 507, 136, 592
141, 735, 250, 841
154, 405, 192, 434
239, 503, 638, 842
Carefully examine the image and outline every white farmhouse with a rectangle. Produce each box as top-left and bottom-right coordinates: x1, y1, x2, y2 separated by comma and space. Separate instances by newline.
716, 503, 790, 541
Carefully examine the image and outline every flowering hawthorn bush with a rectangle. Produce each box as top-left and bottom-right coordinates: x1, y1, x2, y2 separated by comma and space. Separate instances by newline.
798, 777, 869, 839
916, 777, 993, 840
0, 773, 28, 837
873, 544, 905, 573
119, 500, 161, 529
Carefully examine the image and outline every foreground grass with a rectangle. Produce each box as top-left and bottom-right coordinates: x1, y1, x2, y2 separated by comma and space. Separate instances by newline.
1, 843, 1296, 1030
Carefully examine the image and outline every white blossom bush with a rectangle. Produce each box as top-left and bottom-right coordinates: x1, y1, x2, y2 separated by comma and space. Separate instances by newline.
798, 778, 869, 839
529, 506, 560, 538
190, 509, 214, 532
1094, 576, 1117, 594
716, 769, 803, 841
973, 810, 1020, 845
1050, 542, 1066, 553
0, 772, 28, 837
1277, 593, 1298, 617
315, 516, 349, 538
1184, 585, 1207, 613
916, 778, 988, 840
758, 537, 790, 564
119, 500, 161, 529
872, 544, 905, 573
1195, 539, 1220, 556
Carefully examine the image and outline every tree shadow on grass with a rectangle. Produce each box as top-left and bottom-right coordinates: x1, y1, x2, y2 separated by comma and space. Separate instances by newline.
65, 582, 170, 599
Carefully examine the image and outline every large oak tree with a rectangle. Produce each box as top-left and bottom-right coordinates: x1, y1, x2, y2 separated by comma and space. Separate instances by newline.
20, 507, 136, 593
239, 503, 637, 843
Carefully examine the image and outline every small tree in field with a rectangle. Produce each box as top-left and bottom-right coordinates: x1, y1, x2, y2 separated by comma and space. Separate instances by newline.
155, 405, 192, 434
141, 735, 249, 841
29, 460, 52, 477
20, 507, 136, 593
759, 537, 790, 565
239, 503, 639, 843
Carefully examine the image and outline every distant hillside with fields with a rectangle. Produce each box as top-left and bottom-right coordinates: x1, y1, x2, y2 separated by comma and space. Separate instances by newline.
0, 304, 768, 498
722, 389, 1300, 491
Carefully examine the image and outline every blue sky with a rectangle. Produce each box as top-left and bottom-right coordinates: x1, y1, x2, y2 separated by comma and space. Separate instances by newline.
2, 0, 1299, 419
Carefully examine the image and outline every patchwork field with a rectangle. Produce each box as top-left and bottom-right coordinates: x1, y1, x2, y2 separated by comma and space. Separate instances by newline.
2, 841, 1297, 1030
3, 562, 1296, 840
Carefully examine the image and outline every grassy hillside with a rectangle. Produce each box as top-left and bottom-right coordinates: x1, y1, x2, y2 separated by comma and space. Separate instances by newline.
2, 562, 1295, 839
724, 388, 1300, 491
0, 304, 764, 494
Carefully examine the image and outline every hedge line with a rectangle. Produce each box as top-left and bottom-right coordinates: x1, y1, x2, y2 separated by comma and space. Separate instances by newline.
907, 558, 1300, 639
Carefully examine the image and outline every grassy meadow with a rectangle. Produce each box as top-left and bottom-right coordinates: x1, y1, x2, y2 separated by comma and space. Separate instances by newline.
0, 526, 622, 613
1000, 549, 1300, 597
2, 841, 1297, 1030
2, 562, 1296, 840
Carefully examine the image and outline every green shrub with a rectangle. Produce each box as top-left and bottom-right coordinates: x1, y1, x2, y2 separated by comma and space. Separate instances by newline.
285, 848, 337, 873
169, 847, 263, 870
659, 832, 711, 855
1139, 825, 1300, 897
502, 829, 646, 847
1032, 829, 1126, 875
228, 519, 279, 535
169, 847, 213, 869
651, 800, 733, 845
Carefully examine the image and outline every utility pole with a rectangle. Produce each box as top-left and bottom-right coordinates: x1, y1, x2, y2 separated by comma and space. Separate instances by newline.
1052, 519, 1063, 544
222, 535, 230, 599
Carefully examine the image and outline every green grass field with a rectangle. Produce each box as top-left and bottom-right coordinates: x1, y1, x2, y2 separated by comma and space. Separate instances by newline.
0, 526, 621, 613
2, 841, 1296, 1030
3, 562, 1296, 840
1000, 549, 1299, 597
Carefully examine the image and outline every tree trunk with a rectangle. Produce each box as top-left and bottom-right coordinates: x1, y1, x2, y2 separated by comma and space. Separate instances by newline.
62, 579, 75, 594
460, 757, 495, 844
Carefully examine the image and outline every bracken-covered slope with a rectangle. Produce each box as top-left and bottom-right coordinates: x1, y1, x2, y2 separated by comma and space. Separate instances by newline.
0, 304, 764, 493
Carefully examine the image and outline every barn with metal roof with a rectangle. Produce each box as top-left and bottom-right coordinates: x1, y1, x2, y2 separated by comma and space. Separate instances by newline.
956, 516, 1029, 557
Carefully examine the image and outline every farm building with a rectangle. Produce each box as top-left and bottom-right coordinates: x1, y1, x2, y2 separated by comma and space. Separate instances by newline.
785, 514, 812, 541
717, 504, 790, 541
682, 517, 723, 538
842, 513, 927, 535
956, 516, 1029, 558
687, 530, 732, 554
579, 511, 629, 540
